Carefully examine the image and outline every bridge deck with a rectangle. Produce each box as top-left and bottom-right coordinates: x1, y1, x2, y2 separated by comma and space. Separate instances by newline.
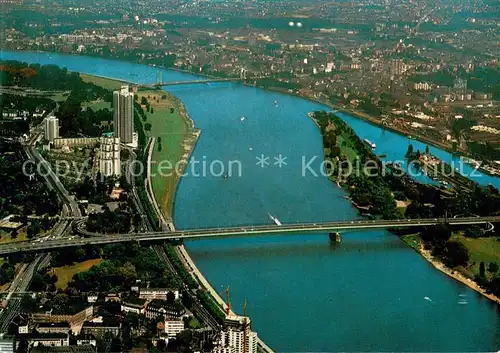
0, 216, 497, 255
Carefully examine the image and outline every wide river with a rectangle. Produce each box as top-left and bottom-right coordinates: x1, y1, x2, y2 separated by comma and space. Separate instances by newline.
2, 51, 499, 351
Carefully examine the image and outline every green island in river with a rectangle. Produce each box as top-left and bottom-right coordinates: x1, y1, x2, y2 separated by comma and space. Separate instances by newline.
311, 110, 500, 304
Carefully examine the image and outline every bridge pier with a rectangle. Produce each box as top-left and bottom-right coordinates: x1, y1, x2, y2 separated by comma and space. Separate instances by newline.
329, 232, 342, 243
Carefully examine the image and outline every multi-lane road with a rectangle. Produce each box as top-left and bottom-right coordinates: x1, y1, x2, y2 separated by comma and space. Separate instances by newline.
0, 216, 497, 256
0, 118, 81, 333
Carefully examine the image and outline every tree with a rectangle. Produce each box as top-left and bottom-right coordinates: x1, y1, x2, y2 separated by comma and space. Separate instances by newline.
488, 262, 499, 273
421, 224, 451, 243
479, 261, 486, 278
331, 146, 341, 158
27, 221, 41, 239
170, 108, 174, 114
166, 291, 176, 304
405, 144, 414, 158
323, 130, 337, 150
425, 145, 430, 154
443, 241, 469, 268
150, 107, 154, 114
144, 123, 152, 131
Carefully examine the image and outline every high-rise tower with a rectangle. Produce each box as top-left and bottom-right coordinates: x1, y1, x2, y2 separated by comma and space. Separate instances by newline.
113, 85, 134, 144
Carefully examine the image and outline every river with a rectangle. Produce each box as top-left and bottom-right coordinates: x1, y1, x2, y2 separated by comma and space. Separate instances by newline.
2, 51, 499, 351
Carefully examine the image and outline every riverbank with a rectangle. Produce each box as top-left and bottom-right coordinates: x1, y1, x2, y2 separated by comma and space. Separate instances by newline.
81, 72, 199, 221
402, 235, 500, 305
81, 72, 274, 349
261, 85, 500, 177
314, 110, 500, 306
133, 88, 200, 220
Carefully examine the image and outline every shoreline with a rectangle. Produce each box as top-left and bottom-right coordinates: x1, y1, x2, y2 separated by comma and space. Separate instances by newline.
14, 55, 498, 330
5, 48, 498, 176
77, 72, 275, 350
252, 84, 500, 177
78, 71, 500, 308
411, 238, 500, 305
313, 110, 500, 306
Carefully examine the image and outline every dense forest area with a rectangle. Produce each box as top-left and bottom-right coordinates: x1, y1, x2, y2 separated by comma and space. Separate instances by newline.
0, 60, 114, 137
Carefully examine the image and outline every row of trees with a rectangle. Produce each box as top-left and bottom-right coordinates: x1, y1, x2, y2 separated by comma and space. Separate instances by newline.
421, 224, 470, 268
57, 94, 113, 137
68, 243, 181, 293
86, 209, 132, 234
320, 112, 500, 221
313, 111, 400, 219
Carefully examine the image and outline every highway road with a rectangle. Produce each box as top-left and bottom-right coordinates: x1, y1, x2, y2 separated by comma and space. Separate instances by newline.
24, 141, 81, 217
0, 216, 497, 255
0, 111, 80, 332
0, 255, 49, 332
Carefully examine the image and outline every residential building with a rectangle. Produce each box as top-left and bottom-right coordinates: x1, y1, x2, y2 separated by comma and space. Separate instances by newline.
86, 294, 98, 304
139, 288, 179, 301
214, 315, 258, 353
52, 137, 99, 148
98, 136, 121, 177
215, 328, 258, 353
30, 345, 96, 353
113, 85, 134, 143
16, 333, 70, 348
81, 320, 120, 339
162, 320, 184, 338
145, 299, 186, 320
44, 116, 59, 142
0, 336, 15, 353
121, 298, 147, 315
76, 335, 97, 347
37, 322, 71, 334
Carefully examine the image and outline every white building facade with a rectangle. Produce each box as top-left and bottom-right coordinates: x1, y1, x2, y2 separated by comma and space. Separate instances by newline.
215, 328, 258, 353
113, 85, 134, 144
44, 116, 59, 142
164, 320, 184, 338
98, 136, 121, 177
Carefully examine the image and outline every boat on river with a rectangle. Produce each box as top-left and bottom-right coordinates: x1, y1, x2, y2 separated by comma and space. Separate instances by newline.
363, 138, 376, 149
268, 213, 282, 226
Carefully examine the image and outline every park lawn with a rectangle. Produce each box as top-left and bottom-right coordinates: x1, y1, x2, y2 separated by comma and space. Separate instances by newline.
49, 92, 70, 102
82, 99, 111, 111
452, 235, 500, 278
80, 73, 125, 91
51, 258, 102, 289
0, 229, 28, 244
401, 233, 421, 251
337, 135, 357, 164
137, 90, 192, 219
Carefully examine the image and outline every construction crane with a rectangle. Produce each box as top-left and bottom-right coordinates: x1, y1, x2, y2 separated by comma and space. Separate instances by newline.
243, 299, 249, 353
221, 285, 232, 315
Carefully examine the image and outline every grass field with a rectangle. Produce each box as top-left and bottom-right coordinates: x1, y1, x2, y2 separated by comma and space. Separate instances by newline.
51, 258, 102, 289
82, 99, 111, 111
137, 90, 194, 218
401, 233, 421, 251
80, 73, 125, 90
337, 135, 358, 164
76, 73, 196, 220
48, 92, 70, 102
452, 235, 500, 278
0, 229, 28, 244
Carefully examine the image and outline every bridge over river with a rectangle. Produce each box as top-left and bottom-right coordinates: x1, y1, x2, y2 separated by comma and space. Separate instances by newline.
141, 76, 264, 88
0, 216, 497, 255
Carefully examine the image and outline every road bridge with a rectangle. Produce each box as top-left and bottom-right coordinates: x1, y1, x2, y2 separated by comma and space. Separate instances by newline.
141, 76, 263, 88
0, 216, 498, 256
